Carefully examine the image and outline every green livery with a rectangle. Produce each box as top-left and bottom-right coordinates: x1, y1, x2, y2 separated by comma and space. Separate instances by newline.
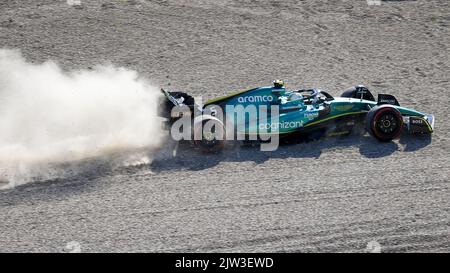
159, 82, 434, 152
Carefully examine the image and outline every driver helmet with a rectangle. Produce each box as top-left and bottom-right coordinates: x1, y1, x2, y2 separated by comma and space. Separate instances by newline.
273, 79, 284, 89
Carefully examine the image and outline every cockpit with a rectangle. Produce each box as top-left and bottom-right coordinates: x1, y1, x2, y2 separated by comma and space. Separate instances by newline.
280, 89, 334, 105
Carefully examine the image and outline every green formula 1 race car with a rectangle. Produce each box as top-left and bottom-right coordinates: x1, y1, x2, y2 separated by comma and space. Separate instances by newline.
159, 80, 434, 152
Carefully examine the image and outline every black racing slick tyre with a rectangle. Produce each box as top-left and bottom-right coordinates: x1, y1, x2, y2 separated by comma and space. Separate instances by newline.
193, 116, 226, 153
366, 105, 403, 142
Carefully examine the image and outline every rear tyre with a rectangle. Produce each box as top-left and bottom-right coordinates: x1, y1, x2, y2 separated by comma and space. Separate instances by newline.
193, 116, 226, 153
366, 105, 403, 141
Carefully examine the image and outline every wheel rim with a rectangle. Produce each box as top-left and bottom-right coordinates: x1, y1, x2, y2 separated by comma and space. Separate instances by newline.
194, 121, 225, 152
376, 113, 399, 134
202, 127, 220, 146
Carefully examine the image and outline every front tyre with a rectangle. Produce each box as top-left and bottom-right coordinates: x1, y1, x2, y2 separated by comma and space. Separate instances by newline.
366, 105, 403, 141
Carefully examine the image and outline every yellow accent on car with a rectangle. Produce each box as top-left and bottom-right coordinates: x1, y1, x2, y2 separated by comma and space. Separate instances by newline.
245, 112, 367, 136
420, 117, 434, 133
205, 88, 256, 105
334, 105, 354, 111
304, 111, 366, 127
327, 131, 350, 137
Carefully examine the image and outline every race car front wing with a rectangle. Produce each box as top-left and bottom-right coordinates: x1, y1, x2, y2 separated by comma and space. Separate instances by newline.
403, 114, 434, 134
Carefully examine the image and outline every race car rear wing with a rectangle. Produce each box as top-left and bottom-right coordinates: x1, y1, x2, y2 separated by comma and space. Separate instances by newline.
158, 89, 197, 119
